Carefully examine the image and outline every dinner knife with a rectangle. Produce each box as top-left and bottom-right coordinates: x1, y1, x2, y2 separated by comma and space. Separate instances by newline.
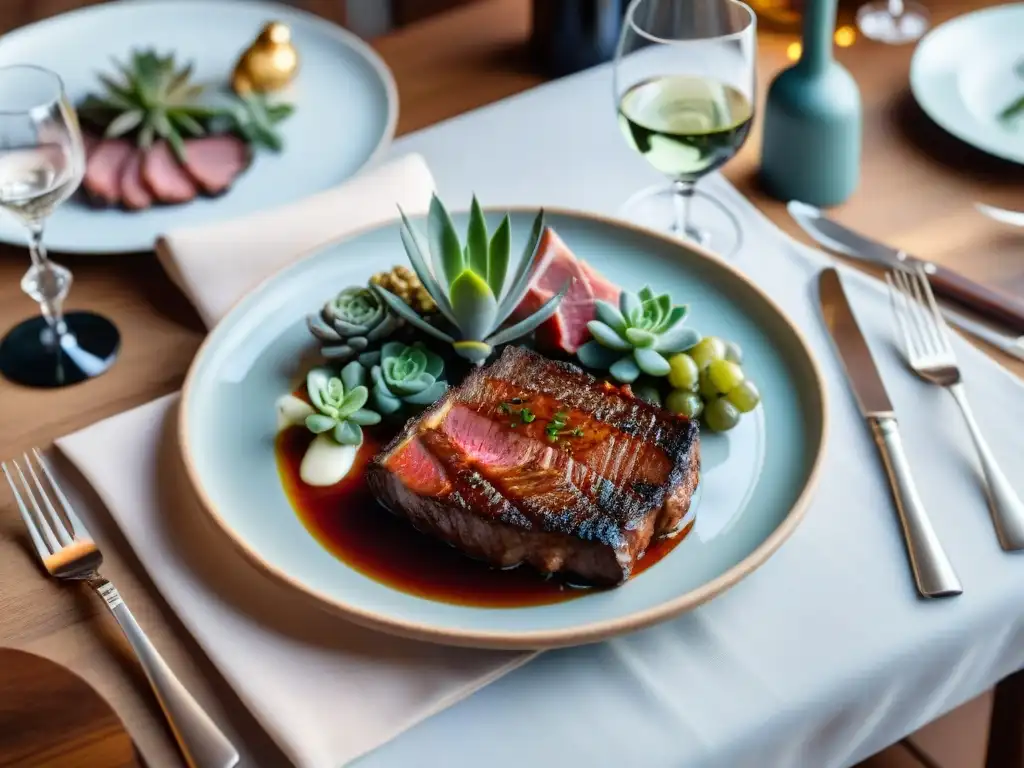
819, 268, 963, 599
791, 200, 1024, 333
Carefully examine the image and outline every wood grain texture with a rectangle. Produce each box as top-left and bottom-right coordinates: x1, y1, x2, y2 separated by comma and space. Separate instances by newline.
0, 648, 140, 768
0, 0, 1019, 766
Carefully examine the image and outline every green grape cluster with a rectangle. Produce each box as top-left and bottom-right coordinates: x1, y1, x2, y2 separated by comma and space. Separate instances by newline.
663, 336, 760, 432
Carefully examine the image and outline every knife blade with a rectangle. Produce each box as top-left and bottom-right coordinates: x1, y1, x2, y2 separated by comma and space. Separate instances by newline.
791, 200, 1024, 334
976, 202, 1024, 228
818, 268, 962, 599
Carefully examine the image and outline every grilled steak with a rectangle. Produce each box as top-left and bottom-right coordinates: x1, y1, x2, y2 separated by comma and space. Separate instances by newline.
83, 138, 134, 206
119, 149, 153, 211
142, 141, 198, 204
367, 346, 700, 586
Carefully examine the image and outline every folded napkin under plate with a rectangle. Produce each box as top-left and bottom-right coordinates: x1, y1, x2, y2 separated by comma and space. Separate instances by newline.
56, 154, 536, 768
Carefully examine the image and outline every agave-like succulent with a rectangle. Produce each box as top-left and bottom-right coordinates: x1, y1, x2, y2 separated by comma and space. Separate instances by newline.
370, 341, 448, 415
576, 286, 700, 383
307, 286, 402, 361
78, 50, 225, 162
371, 195, 568, 365
305, 362, 382, 446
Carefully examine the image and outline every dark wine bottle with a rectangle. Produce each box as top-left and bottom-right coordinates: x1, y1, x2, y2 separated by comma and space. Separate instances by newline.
530, 0, 628, 77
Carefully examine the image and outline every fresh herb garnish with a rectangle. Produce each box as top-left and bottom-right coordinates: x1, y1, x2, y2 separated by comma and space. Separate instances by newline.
999, 94, 1024, 123
519, 407, 536, 423
544, 407, 582, 442
500, 399, 535, 426
499, 402, 511, 414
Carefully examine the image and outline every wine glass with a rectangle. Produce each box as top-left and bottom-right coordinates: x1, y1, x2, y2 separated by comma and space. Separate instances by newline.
614, 0, 756, 257
0, 65, 119, 388
856, 0, 929, 44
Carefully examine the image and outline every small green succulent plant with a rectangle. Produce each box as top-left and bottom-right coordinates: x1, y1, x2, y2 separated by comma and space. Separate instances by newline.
307, 286, 402, 361
305, 362, 382, 446
371, 341, 448, 415
371, 195, 568, 366
576, 286, 700, 383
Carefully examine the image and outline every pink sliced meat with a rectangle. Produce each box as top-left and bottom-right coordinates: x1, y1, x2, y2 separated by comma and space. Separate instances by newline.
142, 141, 198, 205
513, 228, 621, 355
82, 139, 134, 206
182, 135, 251, 196
119, 149, 152, 211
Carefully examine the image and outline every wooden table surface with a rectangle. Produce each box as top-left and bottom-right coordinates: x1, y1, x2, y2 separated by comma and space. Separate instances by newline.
0, 0, 1021, 766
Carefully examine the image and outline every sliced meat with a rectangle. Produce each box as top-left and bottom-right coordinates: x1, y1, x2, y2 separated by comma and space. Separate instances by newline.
513, 228, 621, 355
118, 149, 152, 211
182, 135, 251, 196
82, 139, 134, 206
142, 141, 198, 205
368, 346, 700, 586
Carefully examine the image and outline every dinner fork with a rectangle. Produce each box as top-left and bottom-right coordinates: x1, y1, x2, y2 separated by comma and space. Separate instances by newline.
886, 267, 1024, 552
2, 449, 240, 768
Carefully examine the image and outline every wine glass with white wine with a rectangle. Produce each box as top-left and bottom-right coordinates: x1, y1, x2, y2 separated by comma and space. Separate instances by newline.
0, 65, 119, 388
614, 0, 756, 257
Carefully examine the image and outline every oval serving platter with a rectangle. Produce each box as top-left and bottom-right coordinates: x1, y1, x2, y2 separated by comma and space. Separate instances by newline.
0, 0, 397, 254
180, 209, 827, 650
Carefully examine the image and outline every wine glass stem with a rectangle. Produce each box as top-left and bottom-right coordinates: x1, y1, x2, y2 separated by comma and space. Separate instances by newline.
887, 0, 905, 17
672, 180, 695, 236
23, 221, 71, 339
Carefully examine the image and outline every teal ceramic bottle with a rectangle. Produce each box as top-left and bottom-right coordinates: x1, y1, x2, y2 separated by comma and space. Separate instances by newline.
759, 0, 862, 206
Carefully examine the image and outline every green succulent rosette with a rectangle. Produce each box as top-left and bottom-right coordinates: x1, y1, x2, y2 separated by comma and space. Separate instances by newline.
305, 361, 382, 446
576, 286, 700, 383
371, 194, 569, 366
307, 286, 402, 361
370, 341, 448, 415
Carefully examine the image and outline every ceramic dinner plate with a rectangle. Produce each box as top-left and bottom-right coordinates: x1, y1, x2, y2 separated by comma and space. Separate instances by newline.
180, 209, 827, 650
910, 4, 1024, 165
0, 0, 397, 254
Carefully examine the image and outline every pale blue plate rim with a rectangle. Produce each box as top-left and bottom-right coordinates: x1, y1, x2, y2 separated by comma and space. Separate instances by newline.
909, 4, 1024, 166
0, 0, 399, 254
178, 208, 830, 650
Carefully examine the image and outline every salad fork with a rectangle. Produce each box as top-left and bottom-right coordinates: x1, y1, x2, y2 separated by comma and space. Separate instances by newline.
886, 266, 1024, 552
2, 449, 239, 768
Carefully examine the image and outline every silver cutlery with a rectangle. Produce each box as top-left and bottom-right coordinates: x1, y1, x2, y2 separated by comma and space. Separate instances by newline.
936, 304, 1024, 363
2, 449, 240, 768
819, 268, 963, 598
886, 266, 1024, 552
975, 202, 1024, 228
790, 200, 1024, 333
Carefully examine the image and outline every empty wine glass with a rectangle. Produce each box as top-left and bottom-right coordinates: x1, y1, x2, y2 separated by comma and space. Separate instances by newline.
856, 0, 929, 44
614, 0, 756, 257
0, 65, 119, 388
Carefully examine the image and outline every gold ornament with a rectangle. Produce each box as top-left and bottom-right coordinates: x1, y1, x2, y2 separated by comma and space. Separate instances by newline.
232, 22, 300, 95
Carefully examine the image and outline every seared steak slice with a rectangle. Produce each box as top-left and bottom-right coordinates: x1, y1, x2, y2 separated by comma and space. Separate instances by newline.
182, 135, 251, 196
119, 149, 153, 211
83, 139, 133, 206
367, 346, 700, 585
142, 141, 198, 204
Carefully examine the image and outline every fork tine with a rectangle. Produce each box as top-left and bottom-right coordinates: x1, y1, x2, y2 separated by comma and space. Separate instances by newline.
23, 452, 73, 547
886, 273, 915, 359
32, 448, 89, 542
906, 267, 945, 357
913, 266, 955, 356
8, 460, 60, 554
2, 461, 51, 561
893, 269, 928, 361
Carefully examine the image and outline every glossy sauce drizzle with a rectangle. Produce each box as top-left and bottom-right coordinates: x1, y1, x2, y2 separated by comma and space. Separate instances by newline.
276, 426, 694, 607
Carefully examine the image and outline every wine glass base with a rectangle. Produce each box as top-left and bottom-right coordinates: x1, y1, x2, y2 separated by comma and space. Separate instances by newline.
0, 311, 120, 388
619, 184, 744, 258
856, 1, 929, 43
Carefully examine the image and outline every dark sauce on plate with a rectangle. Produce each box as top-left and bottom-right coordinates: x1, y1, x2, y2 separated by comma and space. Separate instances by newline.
276, 425, 693, 607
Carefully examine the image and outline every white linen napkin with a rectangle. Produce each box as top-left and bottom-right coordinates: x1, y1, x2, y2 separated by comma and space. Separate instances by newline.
57, 154, 537, 768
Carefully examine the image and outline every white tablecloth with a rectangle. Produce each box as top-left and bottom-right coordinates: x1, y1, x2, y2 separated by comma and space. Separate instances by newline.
349, 63, 1024, 768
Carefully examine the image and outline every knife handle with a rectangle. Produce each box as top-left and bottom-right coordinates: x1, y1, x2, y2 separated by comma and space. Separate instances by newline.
870, 416, 963, 599
929, 263, 1024, 334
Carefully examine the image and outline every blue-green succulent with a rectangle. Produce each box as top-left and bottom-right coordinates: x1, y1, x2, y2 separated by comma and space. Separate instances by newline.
307, 286, 402, 361
371, 341, 448, 415
305, 361, 382, 446
371, 194, 568, 366
576, 286, 700, 383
